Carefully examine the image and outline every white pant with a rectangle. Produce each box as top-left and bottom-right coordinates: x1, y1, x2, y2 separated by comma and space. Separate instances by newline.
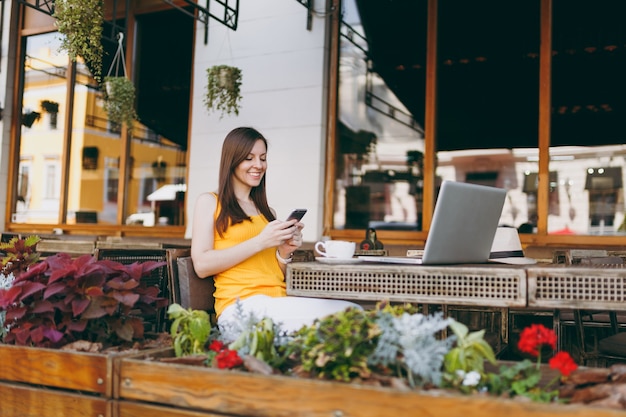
218, 295, 362, 338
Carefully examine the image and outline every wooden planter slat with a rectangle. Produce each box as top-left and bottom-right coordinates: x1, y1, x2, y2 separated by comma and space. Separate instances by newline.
0, 344, 169, 396
119, 351, 626, 417
0, 381, 111, 417
117, 400, 224, 417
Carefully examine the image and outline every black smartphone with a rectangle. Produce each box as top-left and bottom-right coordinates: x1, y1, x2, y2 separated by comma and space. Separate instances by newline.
286, 209, 307, 222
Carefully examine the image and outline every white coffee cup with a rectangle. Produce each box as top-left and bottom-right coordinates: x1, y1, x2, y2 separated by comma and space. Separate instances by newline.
314, 240, 356, 259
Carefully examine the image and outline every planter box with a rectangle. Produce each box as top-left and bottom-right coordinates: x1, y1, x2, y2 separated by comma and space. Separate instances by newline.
117, 400, 221, 417
0, 344, 168, 397
0, 381, 111, 417
119, 350, 626, 417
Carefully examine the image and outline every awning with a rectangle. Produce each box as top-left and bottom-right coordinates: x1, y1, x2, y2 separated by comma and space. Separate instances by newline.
147, 184, 187, 202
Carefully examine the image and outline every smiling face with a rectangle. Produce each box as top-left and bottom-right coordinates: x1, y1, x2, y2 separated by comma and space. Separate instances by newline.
233, 139, 267, 190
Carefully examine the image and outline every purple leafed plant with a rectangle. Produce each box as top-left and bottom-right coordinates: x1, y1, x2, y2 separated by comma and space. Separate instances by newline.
0, 253, 168, 348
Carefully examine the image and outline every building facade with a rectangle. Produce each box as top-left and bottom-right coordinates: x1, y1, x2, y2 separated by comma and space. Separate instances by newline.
1, 0, 625, 248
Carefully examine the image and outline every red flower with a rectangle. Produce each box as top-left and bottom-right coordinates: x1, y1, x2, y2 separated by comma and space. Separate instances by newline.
215, 349, 243, 369
518, 324, 557, 357
208, 340, 224, 352
549, 351, 578, 377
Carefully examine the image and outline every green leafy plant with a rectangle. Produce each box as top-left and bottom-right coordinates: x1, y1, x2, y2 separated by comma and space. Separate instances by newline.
168, 303, 212, 357
229, 317, 279, 363
286, 307, 379, 382
441, 320, 497, 392
0, 236, 40, 338
53, 0, 104, 81
204, 65, 242, 118
0, 253, 167, 348
444, 320, 497, 375
0, 235, 41, 277
160, 303, 579, 405
285, 303, 451, 386
217, 302, 286, 366
103, 76, 138, 129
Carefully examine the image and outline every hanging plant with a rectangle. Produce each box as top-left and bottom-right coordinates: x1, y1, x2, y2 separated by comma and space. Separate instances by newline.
103, 76, 137, 128
53, 0, 104, 81
102, 33, 137, 130
22, 111, 41, 128
204, 65, 243, 118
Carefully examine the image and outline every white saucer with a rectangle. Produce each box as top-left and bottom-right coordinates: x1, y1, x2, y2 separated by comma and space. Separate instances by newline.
315, 257, 361, 264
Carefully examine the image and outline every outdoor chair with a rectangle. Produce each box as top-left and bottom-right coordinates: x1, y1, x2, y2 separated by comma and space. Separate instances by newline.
555, 255, 626, 366
167, 249, 216, 327
573, 309, 626, 367
556, 309, 626, 349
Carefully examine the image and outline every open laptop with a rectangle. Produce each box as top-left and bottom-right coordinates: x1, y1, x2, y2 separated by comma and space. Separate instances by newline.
359, 181, 506, 265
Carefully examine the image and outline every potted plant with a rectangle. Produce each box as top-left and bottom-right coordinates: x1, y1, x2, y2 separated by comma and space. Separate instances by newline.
53, 0, 104, 81
0, 252, 167, 348
21, 110, 41, 128
40, 100, 59, 114
40, 100, 60, 128
0, 237, 170, 399
117, 302, 625, 417
204, 65, 243, 118
103, 76, 137, 129
102, 33, 137, 130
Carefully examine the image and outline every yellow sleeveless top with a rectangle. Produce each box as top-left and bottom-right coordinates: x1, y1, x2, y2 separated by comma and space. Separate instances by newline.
213, 199, 286, 317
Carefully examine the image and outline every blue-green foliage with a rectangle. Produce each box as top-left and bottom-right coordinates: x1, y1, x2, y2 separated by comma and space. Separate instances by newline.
370, 311, 455, 387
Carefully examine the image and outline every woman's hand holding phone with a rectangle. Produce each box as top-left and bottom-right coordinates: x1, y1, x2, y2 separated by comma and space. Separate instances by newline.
277, 209, 306, 253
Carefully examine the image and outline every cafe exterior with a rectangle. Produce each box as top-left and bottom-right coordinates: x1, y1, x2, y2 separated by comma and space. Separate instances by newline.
0, 0, 624, 250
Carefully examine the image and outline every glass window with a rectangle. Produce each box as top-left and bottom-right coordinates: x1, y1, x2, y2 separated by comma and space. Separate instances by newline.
334, 0, 427, 231
44, 161, 59, 200
549, 0, 626, 235
124, 8, 192, 228
13, 4, 192, 230
15, 32, 67, 224
436, 0, 541, 230
65, 43, 120, 225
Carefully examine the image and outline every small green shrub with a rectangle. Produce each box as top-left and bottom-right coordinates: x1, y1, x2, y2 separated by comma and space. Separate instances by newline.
168, 303, 212, 357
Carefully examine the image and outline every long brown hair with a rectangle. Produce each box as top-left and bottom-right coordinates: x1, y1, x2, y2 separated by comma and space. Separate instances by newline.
215, 127, 275, 236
